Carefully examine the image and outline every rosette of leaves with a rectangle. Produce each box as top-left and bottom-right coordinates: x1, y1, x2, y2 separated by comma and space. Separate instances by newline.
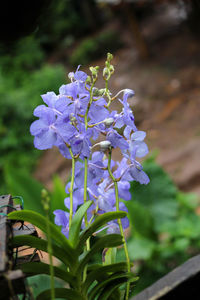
8, 201, 137, 300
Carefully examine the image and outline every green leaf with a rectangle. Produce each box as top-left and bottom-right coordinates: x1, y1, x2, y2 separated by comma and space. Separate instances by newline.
77, 211, 127, 252
77, 234, 123, 276
11, 235, 72, 267
97, 280, 127, 300
83, 262, 127, 294
88, 273, 137, 300
8, 210, 75, 261
27, 275, 64, 299
69, 200, 93, 247
20, 262, 76, 286
103, 247, 117, 265
36, 288, 83, 300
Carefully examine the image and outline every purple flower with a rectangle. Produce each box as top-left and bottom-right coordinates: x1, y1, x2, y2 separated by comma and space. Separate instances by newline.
75, 152, 105, 188
88, 98, 109, 123
107, 202, 129, 234
53, 209, 69, 237
106, 129, 128, 150
30, 63, 150, 238
41, 92, 58, 109
70, 124, 92, 158
129, 161, 150, 185
129, 131, 148, 159
59, 81, 89, 116
30, 108, 57, 150
64, 185, 84, 212
115, 90, 137, 132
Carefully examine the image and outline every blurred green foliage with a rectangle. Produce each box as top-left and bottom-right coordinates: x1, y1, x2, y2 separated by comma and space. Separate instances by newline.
0, 35, 66, 194
37, 0, 100, 50
118, 156, 200, 296
6, 162, 67, 222
70, 31, 123, 66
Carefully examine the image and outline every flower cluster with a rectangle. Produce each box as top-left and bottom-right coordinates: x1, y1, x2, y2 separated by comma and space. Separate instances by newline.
30, 55, 149, 238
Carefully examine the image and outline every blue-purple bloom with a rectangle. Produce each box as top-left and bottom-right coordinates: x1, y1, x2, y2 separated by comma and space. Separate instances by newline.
30, 65, 150, 237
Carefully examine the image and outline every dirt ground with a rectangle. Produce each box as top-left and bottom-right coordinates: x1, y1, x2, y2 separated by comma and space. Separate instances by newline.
34, 5, 200, 198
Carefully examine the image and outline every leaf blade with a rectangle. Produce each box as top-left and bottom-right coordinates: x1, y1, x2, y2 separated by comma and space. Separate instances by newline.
20, 262, 76, 287
11, 235, 73, 268
8, 210, 75, 261
77, 234, 123, 276
77, 211, 127, 252
69, 200, 93, 247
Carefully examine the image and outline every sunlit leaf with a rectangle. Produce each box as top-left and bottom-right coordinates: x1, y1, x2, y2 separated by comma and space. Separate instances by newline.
77, 234, 123, 276
77, 211, 127, 252
8, 210, 75, 261
69, 200, 93, 247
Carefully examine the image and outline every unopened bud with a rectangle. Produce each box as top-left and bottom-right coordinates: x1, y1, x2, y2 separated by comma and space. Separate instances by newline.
93, 88, 106, 97
103, 67, 110, 79
107, 53, 113, 62
41, 189, 50, 211
90, 66, 99, 79
68, 72, 74, 80
99, 141, 111, 151
70, 113, 76, 122
110, 65, 114, 74
86, 76, 91, 84
104, 117, 114, 127
124, 89, 135, 98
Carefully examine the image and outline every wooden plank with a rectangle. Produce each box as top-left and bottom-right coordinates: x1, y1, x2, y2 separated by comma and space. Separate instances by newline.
13, 223, 38, 237
131, 254, 200, 300
0, 195, 13, 273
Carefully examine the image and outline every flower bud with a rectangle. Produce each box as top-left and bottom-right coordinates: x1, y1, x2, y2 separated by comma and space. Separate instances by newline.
93, 88, 105, 97
86, 76, 91, 84
104, 117, 114, 128
99, 141, 111, 151
124, 89, 135, 98
110, 65, 114, 74
90, 66, 99, 79
103, 67, 110, 79
41, 189, 50, 211
70, 113, 76, 122
107, 52, 113, 62
68, 72, 74, 80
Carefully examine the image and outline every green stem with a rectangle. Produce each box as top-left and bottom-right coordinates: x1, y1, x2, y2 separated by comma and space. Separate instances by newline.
69, 147, 75, 229
85, 81, 95, 130
107, 150, 131, 300
84, 157, 88, 228
46, 210, 55, 300
105, 79, 112, 108
82, 81, 96, 282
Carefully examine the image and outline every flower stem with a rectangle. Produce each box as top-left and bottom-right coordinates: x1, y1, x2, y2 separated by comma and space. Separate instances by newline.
41, 190, 55, 300
84, 157, 88, 228
107, 150, 131, 300
69, 147, 75, 229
